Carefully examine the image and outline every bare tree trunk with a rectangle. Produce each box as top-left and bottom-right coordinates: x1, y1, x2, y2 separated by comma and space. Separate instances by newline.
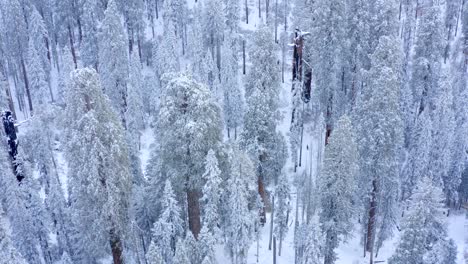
20, 57, 33, 114
366, 179, 377, 254
266, 0, 270, 21
187, 189, 201, 239
245, 0, 249, 24
273, 236, 277, 264
155, 0, 159, 19
268, 195, 275, 250
258, 0, 261, 18
274, 0, 278, 42
243, 40, 246, 75
68, 25, 78, 69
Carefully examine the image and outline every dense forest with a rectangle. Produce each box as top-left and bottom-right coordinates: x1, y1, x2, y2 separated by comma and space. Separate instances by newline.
0, 0, 466, 263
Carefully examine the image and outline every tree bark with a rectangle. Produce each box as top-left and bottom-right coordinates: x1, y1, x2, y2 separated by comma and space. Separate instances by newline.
187, 189, 201, 239
258, 171, 267, 225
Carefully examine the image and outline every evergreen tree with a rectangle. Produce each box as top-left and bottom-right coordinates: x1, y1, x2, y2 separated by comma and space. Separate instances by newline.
309, 0, 348, 131
63, 68, 131, 264
28, 35, 49, 109
318, 114, 358, 264
224, 145, 256, 264
98, 0, 129, 125
151, 180, 183, 263
155, 24, 180, 82
389, 177, 454, 264
203, 0, 225, 69
221, 37, 244, 139
126, 53, 146, 148
0, 209, 28, 264
354, 35, 403, 255
274, 172, 291, 255
411, 1, 444, 116
146, 241, 165, 264
241, 25, 280, 221
56, 47, 74, 105
81, 0, 100, 69
201, 149, 222, 239
29, 7, 51, 91
153, 72, 222, 239
173, 239, 190, 264
401, 110, 432, 202
198, 226, 217, 263
225, 0, 240, 32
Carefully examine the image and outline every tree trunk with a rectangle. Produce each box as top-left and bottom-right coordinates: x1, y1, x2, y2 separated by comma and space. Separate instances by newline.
258, 171, 267, 225
245, 0, 249, 24
274, 0, 278, 42
366, 179, 377, 253
187, 189, 201, 239
68, 25, 78, 69
243, 40, 246, 75
20, 57, 33, 114
268, 195, 275, 250
110, 234, 124, 264
273, 236, 277, 264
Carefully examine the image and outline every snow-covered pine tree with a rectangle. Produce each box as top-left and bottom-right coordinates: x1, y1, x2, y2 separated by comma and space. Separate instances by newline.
126, 53, 146, 148
224, 144, 256, 264
274, 172, 291, 256
146, 241, 164, 264
424, 238, 458, 264
156, 23, 180, 82
318, 114, 358, 264
0, 208, 28, 264
125, 0, 145, 56
0, 0, 31, 112
201, 149, 222, 239
98, 0, 129, 126
63, 68, 131, 264
411, 1, 444, 117
81, 0, 100, 69
354, 34, 403, 256
154, 72, 222, 239
201, 50, 220, 94
401, 110, 432, 202
389, 177, 454, 264
221, 36, 244, 139
297, 217, 322, 264
28, 31, 50, 110
0, 135, 35, 262
428, 68, 457, 203
173, 239, 190, 264
203, 0, 225, 70
225, 0, 240, 33
241, 24, 280, 222
309, 0, 348, 139
198, 226, 217, 263
29, 7, 51, 95
56, 47, 74, 105
151, 180, 183, 263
